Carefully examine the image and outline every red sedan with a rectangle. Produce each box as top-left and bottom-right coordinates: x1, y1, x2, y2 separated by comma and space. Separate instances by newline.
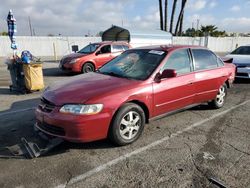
35, 45, 236, 145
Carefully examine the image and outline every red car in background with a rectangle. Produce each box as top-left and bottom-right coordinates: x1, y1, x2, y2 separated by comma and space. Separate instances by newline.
36, 45, 235, 146
59, 41, 130, 73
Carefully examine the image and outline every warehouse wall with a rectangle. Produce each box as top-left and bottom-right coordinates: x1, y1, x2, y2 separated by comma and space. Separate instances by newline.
1, 36, 250, 59
0, 36, 101, 60
173, 36, 250, 53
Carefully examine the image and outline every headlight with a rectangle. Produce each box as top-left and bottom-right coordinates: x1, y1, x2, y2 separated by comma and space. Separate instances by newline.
59, 104, 103, 115
69, 58, 79, 64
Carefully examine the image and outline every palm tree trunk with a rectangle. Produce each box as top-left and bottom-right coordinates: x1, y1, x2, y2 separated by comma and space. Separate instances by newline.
174, 0, 187, 36
178, 12, 184, 35
159, 0, 164, 30
164, 0, 168, 31
169, 0, 178, 34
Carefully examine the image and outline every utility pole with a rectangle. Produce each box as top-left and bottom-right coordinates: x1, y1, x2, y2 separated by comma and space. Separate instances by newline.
28, 16, 33, 36
196, 19, 200, 31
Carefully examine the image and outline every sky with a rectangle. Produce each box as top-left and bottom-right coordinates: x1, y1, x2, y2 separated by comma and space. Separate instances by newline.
0, 0, 250, 36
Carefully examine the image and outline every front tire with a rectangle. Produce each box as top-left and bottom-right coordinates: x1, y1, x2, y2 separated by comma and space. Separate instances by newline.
109, 103, 145, 146
82, 63, 95, 73
208, 84, 227, 109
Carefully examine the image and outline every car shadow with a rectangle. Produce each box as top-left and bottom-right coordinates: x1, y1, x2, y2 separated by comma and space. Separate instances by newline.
0, 88, 19, 95
0, 98, 114, 159
43, 68, 78, 77
43, 139, 114, 158
189, 103, 215, 111
234, 78, 250, 84
0, 87, 43, 95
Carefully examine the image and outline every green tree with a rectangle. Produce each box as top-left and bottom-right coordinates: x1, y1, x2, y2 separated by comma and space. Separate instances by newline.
1, 31, 8, 36
185, 28, 196, 37
200, 25, 217, 36
184, 25, 228, 37
47, 33, 54, 37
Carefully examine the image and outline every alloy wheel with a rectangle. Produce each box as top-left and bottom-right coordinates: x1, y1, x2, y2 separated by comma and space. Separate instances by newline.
119, 111, 141, 140
216, 86, 226, 105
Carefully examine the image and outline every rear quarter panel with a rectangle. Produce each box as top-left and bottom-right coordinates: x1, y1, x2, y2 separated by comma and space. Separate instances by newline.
224, 63, 236, 86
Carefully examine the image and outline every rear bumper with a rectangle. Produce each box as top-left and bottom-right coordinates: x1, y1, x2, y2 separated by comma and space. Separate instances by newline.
236, 67, 250, 78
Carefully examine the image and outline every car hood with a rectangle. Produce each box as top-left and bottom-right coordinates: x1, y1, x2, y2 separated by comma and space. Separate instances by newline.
61, 53, 88, 63
43, 72, 140, 105
225, 54, 250, 65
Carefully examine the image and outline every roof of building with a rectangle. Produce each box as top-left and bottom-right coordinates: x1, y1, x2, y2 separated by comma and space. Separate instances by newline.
102, 25, 172, 42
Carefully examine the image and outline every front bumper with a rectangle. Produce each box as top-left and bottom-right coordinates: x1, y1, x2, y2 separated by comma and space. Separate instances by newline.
236, 67, 250, 78
35, 107, 112, 143
59, 61, 81, 73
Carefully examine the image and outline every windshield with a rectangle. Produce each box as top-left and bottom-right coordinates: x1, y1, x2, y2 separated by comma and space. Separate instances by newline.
78, 44, 100, 54
231, 46, 250, 55
99, 49, 166, 80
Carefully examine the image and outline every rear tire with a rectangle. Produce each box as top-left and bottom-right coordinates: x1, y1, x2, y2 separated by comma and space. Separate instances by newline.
82, 63, 95, 73
208, 84, 227, 109
109, 103, 145, 146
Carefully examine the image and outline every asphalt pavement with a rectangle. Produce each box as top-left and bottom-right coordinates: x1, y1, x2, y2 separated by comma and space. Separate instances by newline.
0, 62, 249, 188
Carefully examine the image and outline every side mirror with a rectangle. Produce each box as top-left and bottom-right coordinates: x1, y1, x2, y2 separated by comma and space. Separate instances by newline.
96, 51, 101, 55
221, 57, 233, 64
154, 69, 177, 83
71, 45, 79, 53
161, 69, 177, 79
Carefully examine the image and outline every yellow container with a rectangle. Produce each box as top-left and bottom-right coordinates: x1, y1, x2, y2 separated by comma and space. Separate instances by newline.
23, 63, 44, 91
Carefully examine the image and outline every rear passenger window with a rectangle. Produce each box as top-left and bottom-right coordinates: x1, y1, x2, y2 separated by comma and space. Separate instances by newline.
217, 58, 224, 67
162, 49, 192, 75
123, 45, 129, 50
112, 45, 124, 52
192, 49, 218, 70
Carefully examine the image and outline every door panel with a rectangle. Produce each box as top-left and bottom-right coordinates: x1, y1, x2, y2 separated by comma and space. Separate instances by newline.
94, 53, 112, 67
152, 48, 195, 117
191, 49, 225, 103
153, 74, 195, 117
194, 69, 221, 103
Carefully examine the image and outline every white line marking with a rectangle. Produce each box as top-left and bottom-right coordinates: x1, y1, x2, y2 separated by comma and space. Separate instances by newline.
0, 107, 35, 117
54, 99, 249, 187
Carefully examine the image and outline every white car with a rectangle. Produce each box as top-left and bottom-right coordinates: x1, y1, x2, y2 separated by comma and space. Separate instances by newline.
226, 45, 250, 78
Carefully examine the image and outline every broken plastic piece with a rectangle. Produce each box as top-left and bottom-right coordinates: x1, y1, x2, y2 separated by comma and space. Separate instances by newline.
21, 137, 63, 158
209, 177, 227, 188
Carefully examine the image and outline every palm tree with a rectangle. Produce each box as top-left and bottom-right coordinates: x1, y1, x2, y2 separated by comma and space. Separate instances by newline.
159, 0, 164, 30
164, 0, 168, 31
169, 0, 178, 34
174, 0, 187, 36
200, 25, 218, 35
178, 9, 184, 35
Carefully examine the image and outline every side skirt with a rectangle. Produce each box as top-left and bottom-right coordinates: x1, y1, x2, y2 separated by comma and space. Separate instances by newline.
149, 103, 203, 122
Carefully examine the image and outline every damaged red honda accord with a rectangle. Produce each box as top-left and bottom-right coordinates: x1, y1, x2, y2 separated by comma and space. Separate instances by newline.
35, 45, 235, 146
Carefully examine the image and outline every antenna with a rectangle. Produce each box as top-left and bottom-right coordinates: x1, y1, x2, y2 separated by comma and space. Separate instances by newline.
28, 16, 33, 36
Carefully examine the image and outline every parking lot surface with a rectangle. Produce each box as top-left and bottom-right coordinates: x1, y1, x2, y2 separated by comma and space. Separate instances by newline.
0, 62, 249, 188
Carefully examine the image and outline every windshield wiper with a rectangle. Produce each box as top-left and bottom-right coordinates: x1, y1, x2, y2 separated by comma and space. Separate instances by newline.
100, 71, 131, 79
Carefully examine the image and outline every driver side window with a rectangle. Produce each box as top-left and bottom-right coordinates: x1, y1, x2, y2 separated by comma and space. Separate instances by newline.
162, 49, 192, 75
100, 45, 111, 54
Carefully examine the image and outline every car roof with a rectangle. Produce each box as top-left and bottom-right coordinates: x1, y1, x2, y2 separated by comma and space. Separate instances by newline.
237, 44, 250, 47
133, 45, 207, 52
92, 41, 129, 45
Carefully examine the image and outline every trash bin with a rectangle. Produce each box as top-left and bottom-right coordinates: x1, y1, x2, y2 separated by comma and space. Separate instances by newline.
23, 62, 44, 92
7, 59, 26, 93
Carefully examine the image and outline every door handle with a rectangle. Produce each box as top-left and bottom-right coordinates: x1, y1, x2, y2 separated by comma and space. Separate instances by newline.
188, 81, 194, 85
